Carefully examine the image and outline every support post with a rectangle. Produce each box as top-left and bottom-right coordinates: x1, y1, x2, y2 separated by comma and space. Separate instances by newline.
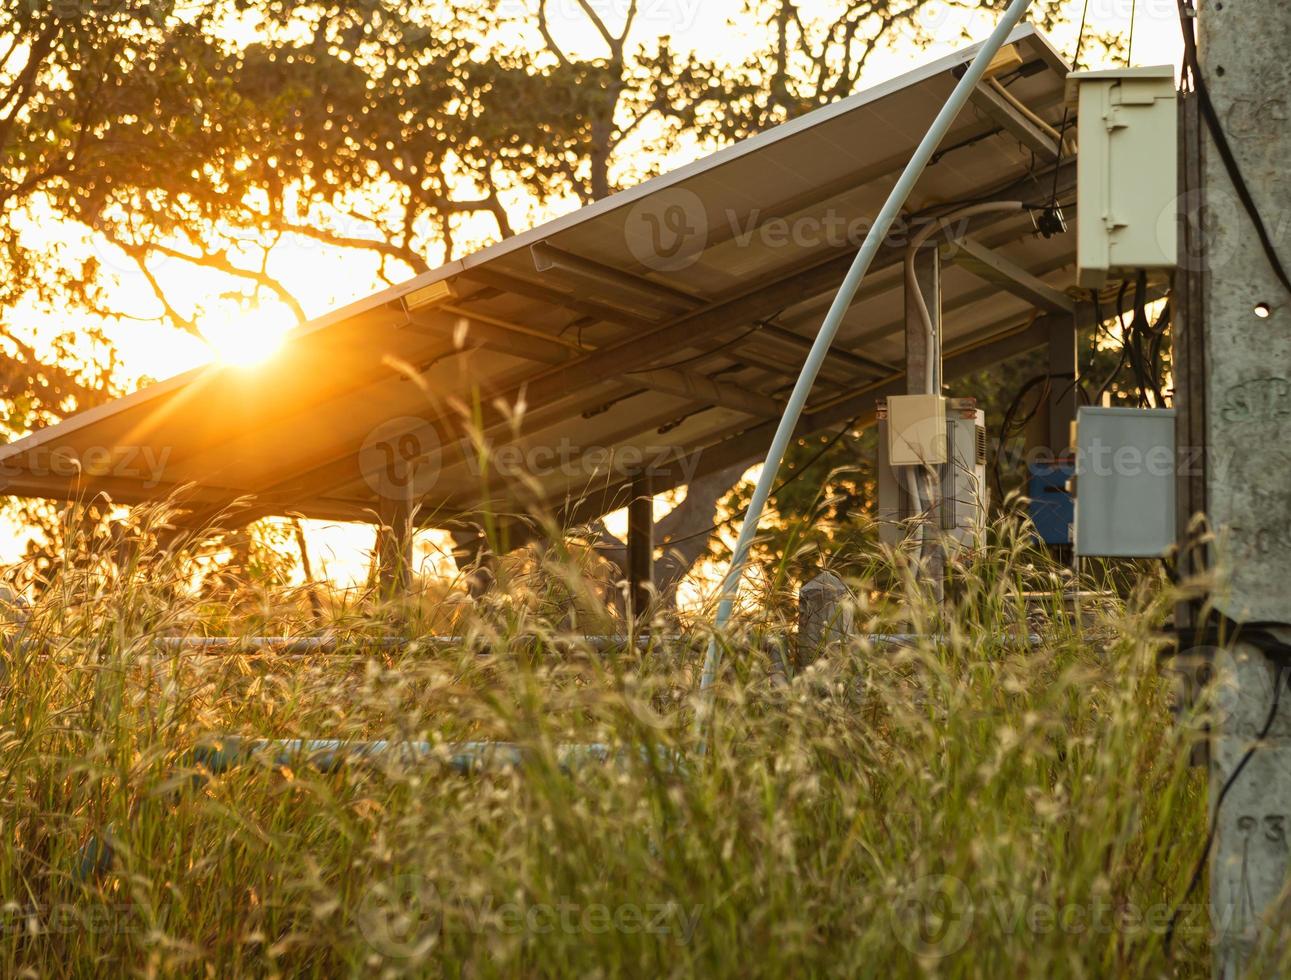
1196, 2, 1291, 973
626, 472, 654, 620
449, 527, 496, 599
375, 490, 413, 598
1047, 310, 1078, 457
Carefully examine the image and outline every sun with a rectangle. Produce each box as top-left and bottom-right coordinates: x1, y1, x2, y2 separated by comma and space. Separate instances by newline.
202, 303, 292, 366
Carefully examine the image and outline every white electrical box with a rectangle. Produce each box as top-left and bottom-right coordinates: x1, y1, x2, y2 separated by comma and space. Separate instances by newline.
1073, 407, 1176, 558
878, 398, 989, 552
1066, 66, 1177, 288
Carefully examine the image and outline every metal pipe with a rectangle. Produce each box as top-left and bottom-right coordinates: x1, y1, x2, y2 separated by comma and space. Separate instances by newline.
151, 635, 661, 654
695, 0, 1038, 747
904, 201, 1025, 393
192, 738, 617, 774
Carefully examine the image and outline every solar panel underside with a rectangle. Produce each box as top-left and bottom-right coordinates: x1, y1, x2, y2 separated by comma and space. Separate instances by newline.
0, 25, 1075, 532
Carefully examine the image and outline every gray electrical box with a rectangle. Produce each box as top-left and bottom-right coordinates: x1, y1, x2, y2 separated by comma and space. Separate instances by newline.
1073, 407, 1176, 557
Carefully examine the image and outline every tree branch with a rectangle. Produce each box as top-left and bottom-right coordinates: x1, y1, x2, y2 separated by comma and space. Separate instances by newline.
537, 0, 571, 67
144, 241, 308, 325
574, 0, 618, 54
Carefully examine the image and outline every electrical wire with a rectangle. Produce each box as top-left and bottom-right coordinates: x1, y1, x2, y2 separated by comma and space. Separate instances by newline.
1132, 273, 1168, 406
646, 323, 764, 373
1127, 0, 1137, 66
1176, 0, 1291, 297
1047, 0, 1092, 211
1093, 283, 1133, 404
1163, 663, 1288, 954
1091, 279, 1173, 407
906, 201, 1026, 393
991, 371, 1080, 500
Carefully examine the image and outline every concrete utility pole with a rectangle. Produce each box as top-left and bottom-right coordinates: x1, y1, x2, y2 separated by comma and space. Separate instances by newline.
1194, 2, 1291, 973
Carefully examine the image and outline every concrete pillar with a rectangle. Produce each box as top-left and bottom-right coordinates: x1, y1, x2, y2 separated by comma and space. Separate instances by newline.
1196, 2, 1291, 973
796, 570, 853, 671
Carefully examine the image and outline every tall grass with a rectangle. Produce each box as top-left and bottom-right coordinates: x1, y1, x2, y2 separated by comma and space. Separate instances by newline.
0, 502, 1221, 977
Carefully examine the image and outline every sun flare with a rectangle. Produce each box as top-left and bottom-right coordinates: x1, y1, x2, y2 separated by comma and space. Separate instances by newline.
202, 304, 291, 366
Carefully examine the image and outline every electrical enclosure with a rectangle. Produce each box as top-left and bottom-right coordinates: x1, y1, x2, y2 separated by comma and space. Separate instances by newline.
885, 394, 948, 466
1065, 65, 1177, 287
1073, 406, 1176, 557
1028, 460, 1075, 545
878, 398, 989, 552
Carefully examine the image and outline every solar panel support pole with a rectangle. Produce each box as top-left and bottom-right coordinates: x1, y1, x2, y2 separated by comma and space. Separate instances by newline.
376, 489, 414, 598
627, 472, 654, 620
1047, 311, 1078, 457
695, 0, 1036, 746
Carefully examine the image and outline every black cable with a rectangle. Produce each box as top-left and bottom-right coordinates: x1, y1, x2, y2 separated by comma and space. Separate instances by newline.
581, 388, 646, 419
1163, 663, 1287, 954
1094, 284, 1134, 405
1127, 273, 1158, 406
1048, 0, 1092, 210
1127, 0, 1137, 67
991, 372, 1071, 500
1148, 297, 1173, 404
647, 323, 763, 373
1176, 0, 1291, 298
1120, 280, 1151, 405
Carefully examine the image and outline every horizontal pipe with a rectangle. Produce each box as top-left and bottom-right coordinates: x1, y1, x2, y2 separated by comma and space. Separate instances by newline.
863, 633, 1043, 648
10, 632, 1041, 662
191, 737, 663, 776
153, 635, 662, 654
2, 635, 666, 656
